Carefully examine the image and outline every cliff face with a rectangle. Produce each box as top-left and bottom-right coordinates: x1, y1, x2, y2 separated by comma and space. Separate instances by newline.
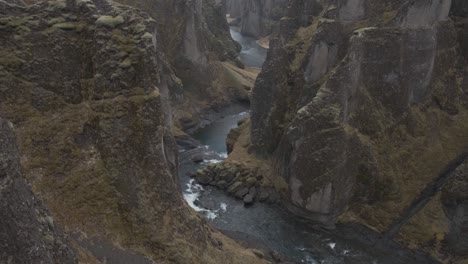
225, 0, 243, 18
226, 0, 289, 38
225, 0, 320, 39
0, 0, 266, 263
115, 0, 239, 64
240, 0, 289, 38
114, 0, 254, 132
246, 0, 468, 260
442, 160, 468, 259
0, 119, 77, 264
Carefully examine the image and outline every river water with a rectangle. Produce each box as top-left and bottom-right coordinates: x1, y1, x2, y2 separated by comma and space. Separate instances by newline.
177, 29, 434, 264
230, 27, 267, 68
177, 109, 417, 264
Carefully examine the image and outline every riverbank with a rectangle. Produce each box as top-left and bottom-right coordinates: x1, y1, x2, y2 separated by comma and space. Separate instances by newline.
176, 104, 441, 264
173, 22, 445, 264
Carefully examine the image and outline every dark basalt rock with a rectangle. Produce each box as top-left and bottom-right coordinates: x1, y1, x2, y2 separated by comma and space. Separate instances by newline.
246, 0, 468, 260
0, 119, 77, 264
243, 194, 255, 205
442, 160, 468, 257
196, 169, 215, 184
235, 187, 250, 199
196, 161, 278, 205
0, 1, 265, 263
243, 187, 257, 205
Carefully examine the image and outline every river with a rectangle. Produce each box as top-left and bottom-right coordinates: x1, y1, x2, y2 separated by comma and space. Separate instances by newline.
230, 26, 267, 68
177, 29, 435, 264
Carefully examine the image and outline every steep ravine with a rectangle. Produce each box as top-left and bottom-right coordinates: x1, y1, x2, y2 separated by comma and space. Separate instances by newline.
177, 28, 437, 264
178, 108, 439, 264
2, 0, 467, 263
0, 0, 267, 263
234, 0, 468, 262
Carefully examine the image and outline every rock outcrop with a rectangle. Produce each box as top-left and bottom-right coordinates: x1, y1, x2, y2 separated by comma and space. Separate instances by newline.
226, 0, 288, 38
0, 119, 77, 263
225, 0, 320, 39
225, 0, 243, 18
239, 0, 289, 38
195, 160, 278, 205
0, 0, 267, 263
442, 160, 468, 260
114, 0, 255, 133
223, 0, 468, 261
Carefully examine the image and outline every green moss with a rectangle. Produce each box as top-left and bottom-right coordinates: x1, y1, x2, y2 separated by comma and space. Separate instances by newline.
0, 51, 26, 70
48, 17, 66, 25
382, 10, 397, 24
96, 15, 124, 28
52, 22, 82, 30
46, 0, 66, 11
116, 51, 128, 58
119, 57, 132, 68
16, 25, 31, 34
0, 17, 29, 28
75, 0, 92, 6
133, 23, 146, 33
64, 14, 78, 21
289, 20, 320, 72
141, 32, 153, 40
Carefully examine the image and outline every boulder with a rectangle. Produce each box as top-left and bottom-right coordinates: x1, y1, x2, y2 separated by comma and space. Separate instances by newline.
191, 155, 205, 163
227, 181, 244, 194
249, 186, 257, 198
234, 187, 250, 199
245, 177, 257, 187
243, 194, 255, 205
217, 180, 229, 190
196, 169, 214, 185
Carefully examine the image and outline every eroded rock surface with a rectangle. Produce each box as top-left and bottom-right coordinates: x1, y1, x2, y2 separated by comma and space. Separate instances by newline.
225, 0, 287, 38
442, 160, 468, 259
0, 119, 77, 264
0, 0, 267, 263
237, 0, 468, 261
114, 0, 254, 132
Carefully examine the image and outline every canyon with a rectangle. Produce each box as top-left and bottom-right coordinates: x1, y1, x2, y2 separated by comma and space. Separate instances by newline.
0, 0, 467, 264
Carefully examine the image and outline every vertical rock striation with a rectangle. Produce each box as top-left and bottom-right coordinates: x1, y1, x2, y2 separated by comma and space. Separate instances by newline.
225, 0, 321, 39
114, 0, 252, 132
239, 0, 289, 38
0, 0, 267, 263
245, 0, 468, 260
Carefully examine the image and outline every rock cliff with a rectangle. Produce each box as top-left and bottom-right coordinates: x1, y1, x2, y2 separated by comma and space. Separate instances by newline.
226, 0, 289, 38
225, 0, 321, 39
0, 118, 77, 264
0, 0, 267, 263
441, 159, 468, 261
114, 0, 256, 133
224, 0, 468, 261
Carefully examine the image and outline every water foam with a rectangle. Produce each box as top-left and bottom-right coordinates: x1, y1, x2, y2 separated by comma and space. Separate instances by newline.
183, 179, 228, 220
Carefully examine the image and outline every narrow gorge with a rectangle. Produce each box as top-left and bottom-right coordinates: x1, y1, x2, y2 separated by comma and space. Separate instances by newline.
0, 0, 467, 264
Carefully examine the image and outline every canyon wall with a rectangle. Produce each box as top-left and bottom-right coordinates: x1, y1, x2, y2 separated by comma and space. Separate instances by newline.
0, 0, 266, 263
114, 0, 255, 132
442, 160, 468, 259
0, 118, 77, 263
226, 0, 320, 38
226, 0, 289, 38
241, 0, 468, 261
